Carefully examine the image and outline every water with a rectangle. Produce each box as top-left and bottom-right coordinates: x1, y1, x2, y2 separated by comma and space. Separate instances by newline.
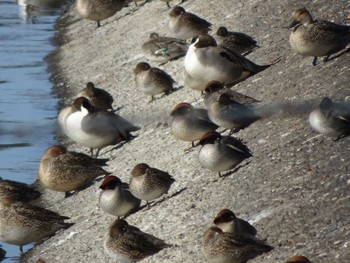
0, 0, 68, 261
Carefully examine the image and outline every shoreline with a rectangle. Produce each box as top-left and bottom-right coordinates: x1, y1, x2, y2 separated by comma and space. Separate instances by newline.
22, 0, 350, 262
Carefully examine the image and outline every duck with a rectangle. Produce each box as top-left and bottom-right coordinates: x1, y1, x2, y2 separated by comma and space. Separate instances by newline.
203, 81, 260, 110
141, 32, 188, 64
197, 132, 252, 177
39, 145, 110, 197
184, 34, 273, 91
168, 6, 212, 39
62, 97, 140, 157
76, 82, 114, 111
0, 178, 41, 203
104, 219, 171, 262
170, 102, 218, 146
76, 0, 128, 28
308, 97, 350, 139
202, 226, 273, 263
215, 26, 259, 55
0, 198, 72, 252
129, 163, 175, 208
289, 7, 350, 66
213, 209, 257, 237
134, 62, 175, 101
99, 175, 141, 218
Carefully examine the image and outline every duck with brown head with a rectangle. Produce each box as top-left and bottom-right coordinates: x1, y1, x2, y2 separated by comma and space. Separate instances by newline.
289, 7, 350, 65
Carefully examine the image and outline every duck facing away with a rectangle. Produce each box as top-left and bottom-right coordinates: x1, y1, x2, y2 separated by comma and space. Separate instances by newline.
39, 145, 110, 196
0, 199, 73, 252
104, 219, 171, 262
76, 82, 114, 111
202, 226, 273, 263
289, 7, 350, 66
168, 6, 212, 39
215, 26, 259, 55
76, 0, 128, 28
129, 163, 175, 208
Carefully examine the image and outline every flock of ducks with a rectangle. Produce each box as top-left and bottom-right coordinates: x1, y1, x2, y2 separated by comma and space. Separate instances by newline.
1, 0, 350, 262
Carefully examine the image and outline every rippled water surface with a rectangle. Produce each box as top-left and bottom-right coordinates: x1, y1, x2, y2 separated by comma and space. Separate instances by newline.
0, 0, 68, 261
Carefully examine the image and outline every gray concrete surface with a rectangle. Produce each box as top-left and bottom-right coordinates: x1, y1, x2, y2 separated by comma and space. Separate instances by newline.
22, 0, 350, 262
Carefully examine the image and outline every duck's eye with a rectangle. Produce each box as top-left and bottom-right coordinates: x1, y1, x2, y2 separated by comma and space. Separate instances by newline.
191, 36, 198, 44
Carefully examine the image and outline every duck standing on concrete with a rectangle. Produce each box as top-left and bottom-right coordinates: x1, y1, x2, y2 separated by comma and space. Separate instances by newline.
76, 0, 128, 28
61, 97, 140, 157
213, 209, 257, 237
289, 7, 350, 66
207, 92, 261, 134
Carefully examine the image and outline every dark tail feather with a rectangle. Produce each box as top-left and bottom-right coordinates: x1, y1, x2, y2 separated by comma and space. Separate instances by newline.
93, 158, 109, 166
63, 222, 74, 229
254, 56, 281, 73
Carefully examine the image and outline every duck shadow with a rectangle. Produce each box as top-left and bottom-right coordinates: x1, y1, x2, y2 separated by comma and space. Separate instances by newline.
219, 160, 252, 178
129, 187, 187, 215
326, 48, 350, 63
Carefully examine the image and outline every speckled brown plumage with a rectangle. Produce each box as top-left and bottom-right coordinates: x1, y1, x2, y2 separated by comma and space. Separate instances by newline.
168, 6, 212, 39
202, 226, 272, 263
134, 62, 175, 100
0, 178, 41, 203
76, 82, 114, 111
76, 0, 128, 27
289, 7, 350, 65
129, 163, 175, 205
39, 145, 110, 193
104, 219, 171, 262
215, 26, 258, 55
0, 200, 72, 252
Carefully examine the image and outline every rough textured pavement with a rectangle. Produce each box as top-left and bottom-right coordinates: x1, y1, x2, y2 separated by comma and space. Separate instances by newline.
22, 0, 350, 262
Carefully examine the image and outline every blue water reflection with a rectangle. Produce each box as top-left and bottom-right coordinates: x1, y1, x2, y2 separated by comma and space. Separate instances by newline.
0, 0, 68, 261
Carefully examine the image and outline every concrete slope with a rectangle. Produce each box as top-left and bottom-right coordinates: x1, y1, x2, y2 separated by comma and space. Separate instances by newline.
22, 0, 350, 262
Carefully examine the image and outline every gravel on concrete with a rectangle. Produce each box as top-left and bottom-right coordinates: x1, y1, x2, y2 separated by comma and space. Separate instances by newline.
22, 0, 350, 262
